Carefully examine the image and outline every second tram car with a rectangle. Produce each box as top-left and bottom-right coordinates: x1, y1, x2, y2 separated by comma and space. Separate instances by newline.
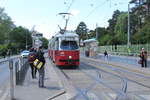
48, 31, 80, 67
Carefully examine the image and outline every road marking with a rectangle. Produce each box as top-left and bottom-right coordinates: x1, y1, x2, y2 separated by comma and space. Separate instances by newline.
0, 87, 9, 100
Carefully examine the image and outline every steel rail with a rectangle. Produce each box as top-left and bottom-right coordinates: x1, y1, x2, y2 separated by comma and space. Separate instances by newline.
84, 57, 150, 79
61, 69, 105, 100
82, 62, 150, 89
80, 63, 147, 100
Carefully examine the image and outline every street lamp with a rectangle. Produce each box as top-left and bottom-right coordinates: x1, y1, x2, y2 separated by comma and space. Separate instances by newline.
96, 23, 98, 40
26, 31, 27, 49
127, 3, 131, 47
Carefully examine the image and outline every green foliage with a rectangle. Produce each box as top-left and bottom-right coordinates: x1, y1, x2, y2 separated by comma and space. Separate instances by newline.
96, 27, 108, 38
87, 30, 95, 39
108, 10, 121, 34
0, 44, 7, 53
0, 7, 15, 44
76, 21, 88, 41
114, 12, 128, 44
93, 8, 149, 45
40, 37, 48, 49
132, 20, 150, 44
98, 34, 112, 45
0, 43, 18, 56
130, 14, 138, 34
9, 26, 32, 50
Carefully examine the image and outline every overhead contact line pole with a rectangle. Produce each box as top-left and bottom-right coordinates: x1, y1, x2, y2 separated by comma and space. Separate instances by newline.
96, 23, 98, 40
127, 3, 131, 47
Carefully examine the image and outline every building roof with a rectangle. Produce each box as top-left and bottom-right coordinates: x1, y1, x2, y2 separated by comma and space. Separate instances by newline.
83, 38, 97, 43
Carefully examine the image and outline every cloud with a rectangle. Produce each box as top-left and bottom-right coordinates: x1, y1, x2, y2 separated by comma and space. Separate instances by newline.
70, 9, 80, 16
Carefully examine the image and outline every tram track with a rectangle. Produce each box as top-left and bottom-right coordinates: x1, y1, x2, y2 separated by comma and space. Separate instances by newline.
80, 57, 150, 91
82, 57, 150, 78
60, 67, 117, 100
60, 68, 149, 99
59, 57, 150, 100
81, 62, 150, 90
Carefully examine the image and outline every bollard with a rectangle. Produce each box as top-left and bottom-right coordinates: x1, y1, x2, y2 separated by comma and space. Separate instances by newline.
15, 61, 19, 85
9, 60, 15, 100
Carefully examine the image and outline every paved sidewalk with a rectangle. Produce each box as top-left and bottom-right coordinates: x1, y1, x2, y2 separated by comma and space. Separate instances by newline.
11, 58, 67, 100
98, 53, 150, 68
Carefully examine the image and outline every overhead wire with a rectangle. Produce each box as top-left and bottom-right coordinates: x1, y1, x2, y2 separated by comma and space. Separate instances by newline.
65, 0, 75, 13
98, 1, 126, 29
85, 0, 109, 19
53, 0, 75, 34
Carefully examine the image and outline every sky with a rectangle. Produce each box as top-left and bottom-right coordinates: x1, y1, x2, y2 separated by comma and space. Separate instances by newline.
0, 0, 131, 39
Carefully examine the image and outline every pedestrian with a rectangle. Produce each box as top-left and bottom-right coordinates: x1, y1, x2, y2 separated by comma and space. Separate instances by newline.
36, 46, 45, 88
128, 48, 131, 56
104, 50, 108, 58
28, 48, 37, 79
139, 48, 147, 68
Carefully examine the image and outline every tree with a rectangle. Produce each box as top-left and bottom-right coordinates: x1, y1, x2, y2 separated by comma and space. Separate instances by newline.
40, 37, 48, 49
9, 26, 32, 50
107, 10, 121, 34
86, 30, 95, 39
0, 7, 14, 44
114, 12, 128, 44
132, 19, 150, 44
98, 34, 112, 45
76, 21, 88, 41
96, 27, 108, 39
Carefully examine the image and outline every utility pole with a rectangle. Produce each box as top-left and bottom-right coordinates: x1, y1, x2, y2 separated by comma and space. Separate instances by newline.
26, 32, 27, 49
31, 25, 36, 48
96, 23, 98, 40
127, 3, 131, 47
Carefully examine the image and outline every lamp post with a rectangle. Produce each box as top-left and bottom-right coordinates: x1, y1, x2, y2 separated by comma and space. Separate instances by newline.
26, 32, 27, 49
127, 3, 131, 47
96, 23, 98, 40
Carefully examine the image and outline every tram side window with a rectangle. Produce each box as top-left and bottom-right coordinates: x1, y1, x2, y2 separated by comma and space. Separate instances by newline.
54, 41, 59, 50
60, 41, 78, 50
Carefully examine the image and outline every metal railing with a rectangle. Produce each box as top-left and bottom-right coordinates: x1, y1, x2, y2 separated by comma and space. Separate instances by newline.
98, 44, 150, 56
0, 56, 29, 100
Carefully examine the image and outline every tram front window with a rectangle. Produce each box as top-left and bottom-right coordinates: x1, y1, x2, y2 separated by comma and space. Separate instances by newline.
60, 41, 78, 50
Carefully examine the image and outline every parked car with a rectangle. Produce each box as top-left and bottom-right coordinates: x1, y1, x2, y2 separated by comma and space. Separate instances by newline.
21, 50, 30, 58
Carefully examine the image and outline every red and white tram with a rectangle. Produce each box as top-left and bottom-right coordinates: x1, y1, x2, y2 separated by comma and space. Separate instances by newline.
48, 31, 80, 67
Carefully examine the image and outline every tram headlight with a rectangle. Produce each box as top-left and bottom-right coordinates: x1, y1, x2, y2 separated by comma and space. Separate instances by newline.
69, 56, 72, 59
